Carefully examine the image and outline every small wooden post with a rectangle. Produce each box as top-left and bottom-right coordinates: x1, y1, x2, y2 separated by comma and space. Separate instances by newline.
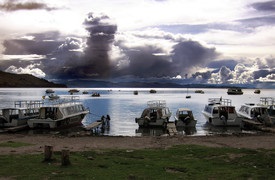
61, 149, 71, 166
44, 145, 53, 162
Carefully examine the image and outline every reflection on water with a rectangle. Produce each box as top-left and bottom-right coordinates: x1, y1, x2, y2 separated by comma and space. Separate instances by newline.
136, 127, 167, 136
202, 123, 243, 135
0, 88, 274, 136
176, 127, 197, 135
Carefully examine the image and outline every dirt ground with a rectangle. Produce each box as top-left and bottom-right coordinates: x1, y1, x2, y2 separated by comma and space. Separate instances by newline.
1, 132, 275, 155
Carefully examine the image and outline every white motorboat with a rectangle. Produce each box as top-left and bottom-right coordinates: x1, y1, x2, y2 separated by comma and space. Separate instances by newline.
0, 100, 43, 128
135, 100, 171, 128
238, 97, 275, 126
174, 108, 197, 127
202, 98, 243, 126
238, 103, 268, 120
28, 96, 89, 129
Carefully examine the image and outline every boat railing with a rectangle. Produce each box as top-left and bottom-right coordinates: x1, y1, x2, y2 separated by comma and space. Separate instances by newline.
43, 96, 81, 106
14, 100, 44, 109
147, 100, 166, 108
208, 98, 232, 106
259, 97, 275, 106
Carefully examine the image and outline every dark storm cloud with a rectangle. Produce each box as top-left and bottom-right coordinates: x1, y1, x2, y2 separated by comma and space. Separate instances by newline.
42, 13, 118, 80
114, 39, 219, 78
250, 0, 275, 12
38, 36, 86, 79
253, 69, 271, 80
80, 13, 117, 78
171, 41, 218, 69
0, 0, 58, 12
1, 12, 220, 81
191, 71, 212, 81
117, 50, 172, 78
0, 31, 73, 78
3, 31, 62, 55
207, 60, 238, 71
219, 66, 233, 83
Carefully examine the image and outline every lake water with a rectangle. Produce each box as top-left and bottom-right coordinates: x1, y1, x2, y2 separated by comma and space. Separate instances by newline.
0, 88, 274, 136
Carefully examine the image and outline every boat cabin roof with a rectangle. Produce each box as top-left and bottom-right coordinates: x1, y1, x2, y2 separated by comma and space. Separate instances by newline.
241, 103, 267, 109
259, 97, 275, 106
147, 100, 167, 108
207, 98, 232, 106
177, 108, 192, 112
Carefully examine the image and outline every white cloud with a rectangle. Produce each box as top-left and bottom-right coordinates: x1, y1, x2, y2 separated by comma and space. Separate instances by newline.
5, 64, 46, 78
0, 54, 46, 61
208, 63, 255, 84
257, 74, 275, 82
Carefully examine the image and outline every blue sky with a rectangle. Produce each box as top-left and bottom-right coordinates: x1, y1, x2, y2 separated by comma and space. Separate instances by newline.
0, 0, 274, 85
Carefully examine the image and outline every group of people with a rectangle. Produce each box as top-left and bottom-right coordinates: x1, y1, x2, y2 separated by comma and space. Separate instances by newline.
101, 115, 111, 130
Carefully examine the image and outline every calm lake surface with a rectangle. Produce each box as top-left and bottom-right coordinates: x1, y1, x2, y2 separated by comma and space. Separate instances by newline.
0, 88, 274, 136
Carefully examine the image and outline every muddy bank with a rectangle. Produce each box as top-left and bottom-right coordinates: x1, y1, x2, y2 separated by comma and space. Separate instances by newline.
0, 133, 275, 155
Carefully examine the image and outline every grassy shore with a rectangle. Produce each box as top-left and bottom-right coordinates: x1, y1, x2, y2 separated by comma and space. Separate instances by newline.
0, 143, 274, 179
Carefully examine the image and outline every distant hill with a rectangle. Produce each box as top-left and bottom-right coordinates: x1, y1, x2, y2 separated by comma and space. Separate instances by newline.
0, 71, 66, 88
61, 79, 257, 89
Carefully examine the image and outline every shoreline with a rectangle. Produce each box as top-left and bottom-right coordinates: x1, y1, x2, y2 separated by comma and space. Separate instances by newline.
0, 133, 275, 155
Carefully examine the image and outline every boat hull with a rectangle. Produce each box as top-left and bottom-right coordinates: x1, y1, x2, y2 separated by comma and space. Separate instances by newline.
175, 119, 197, 127
28, 111, 88, 129
202, 111, 242, 126
135, 117, 168, 127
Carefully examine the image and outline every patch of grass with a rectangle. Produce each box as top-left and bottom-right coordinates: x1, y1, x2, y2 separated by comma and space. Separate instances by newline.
0, 141, 32, 148
0, 145, 274, 179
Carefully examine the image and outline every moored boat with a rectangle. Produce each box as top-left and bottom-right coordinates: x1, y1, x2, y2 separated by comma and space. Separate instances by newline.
135, 100, 171, 128
68, 89, 79, 95
254, 89, 261, 94
186, 88, 191, 99
82, 91, 89, 94
27, 96, 89, 129
195, 90, 204, 94
227, 88, 243, 95
237, 103, 272, 127
149, 89, 157, 93
48, 93, 60, 100
238, 97, 275, 126
202, 98, 243, 126
174, 108, 197, 127
0, 100, 43, 128
45, 89, 55, 94
91, 92, 100, 97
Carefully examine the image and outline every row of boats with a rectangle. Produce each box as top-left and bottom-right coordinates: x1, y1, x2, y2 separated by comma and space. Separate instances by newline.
202, 97, 275, 127
1, 93, 274, 133
135, 100, 197, 128
135, 97, 275, 129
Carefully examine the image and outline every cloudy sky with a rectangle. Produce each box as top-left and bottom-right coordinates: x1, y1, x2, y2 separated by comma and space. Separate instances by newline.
0, 0, 274, 85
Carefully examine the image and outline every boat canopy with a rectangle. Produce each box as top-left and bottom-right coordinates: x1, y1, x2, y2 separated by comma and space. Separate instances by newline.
147, 100, 166, 108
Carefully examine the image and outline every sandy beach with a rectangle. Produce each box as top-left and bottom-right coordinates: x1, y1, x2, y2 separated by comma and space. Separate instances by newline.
1, 133, 275, 155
